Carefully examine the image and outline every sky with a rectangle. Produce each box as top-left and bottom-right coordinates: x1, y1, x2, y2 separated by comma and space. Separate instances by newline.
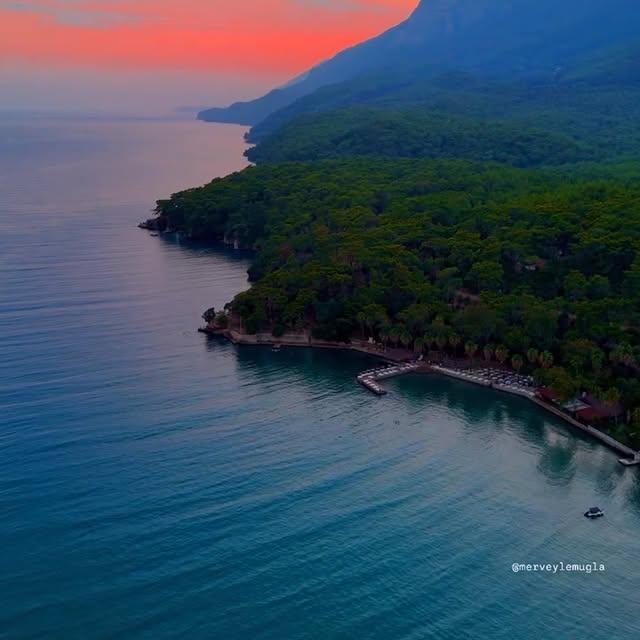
0, 0, 415, 115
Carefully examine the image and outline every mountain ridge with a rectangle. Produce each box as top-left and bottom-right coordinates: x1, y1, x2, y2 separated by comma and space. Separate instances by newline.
198, 0, 640, 126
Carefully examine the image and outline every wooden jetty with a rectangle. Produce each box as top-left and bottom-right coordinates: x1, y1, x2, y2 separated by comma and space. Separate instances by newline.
357, 363, 420, 396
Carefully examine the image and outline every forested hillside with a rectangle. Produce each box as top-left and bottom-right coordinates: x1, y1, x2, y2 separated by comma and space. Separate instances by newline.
246, 60, 640, 166
247, 61, 640, 143
155, 159, 640, 437
173, 0, 640, 440
246, 107, 595, 167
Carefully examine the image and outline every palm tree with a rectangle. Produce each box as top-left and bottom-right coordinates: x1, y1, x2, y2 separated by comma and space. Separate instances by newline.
604, 387, 621, 406
413, 337, 425, 354
436, 334, 448, 352
483, 344, 494, 362
539, 351, 554, 369
495, 345, 509, 365
512, 354, 524, 373
526, 348, 539, 366
611, 343, 635, 367
356, 311, 367, 339
423, 332, 435, 353
389, 325, 401, 347
400, 329, 412, 349
465, 341, 478, 364
378, 324, 391, 348
372, 318, 386, 340
604, 387, 622, 425
591, 349, 604, 374
449, 333, 461, 355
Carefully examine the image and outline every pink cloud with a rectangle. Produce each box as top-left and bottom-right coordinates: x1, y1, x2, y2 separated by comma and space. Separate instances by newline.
2, 0, 415, 72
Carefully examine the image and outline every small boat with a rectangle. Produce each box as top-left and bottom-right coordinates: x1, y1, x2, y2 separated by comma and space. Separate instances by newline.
271, 344, 281, 352
150, 233, 159, 237
584, 507, 604, 519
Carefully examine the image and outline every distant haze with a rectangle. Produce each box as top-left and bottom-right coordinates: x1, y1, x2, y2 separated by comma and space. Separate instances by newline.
0, 66, 280, 117
199, 0, 640, 126
0, 1, 413, 116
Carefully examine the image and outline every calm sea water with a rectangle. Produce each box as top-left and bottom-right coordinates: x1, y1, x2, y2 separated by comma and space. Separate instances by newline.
1, 116, 640, 640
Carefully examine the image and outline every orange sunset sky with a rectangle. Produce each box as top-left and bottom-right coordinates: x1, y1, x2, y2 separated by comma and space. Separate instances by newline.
1, 0, 416, 113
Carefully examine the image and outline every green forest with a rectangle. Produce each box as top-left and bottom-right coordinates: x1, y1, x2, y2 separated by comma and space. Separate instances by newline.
154, 48, 640, 442
247, 67, 640, 161
246, 107, 596, 167
155, 158, 640, 440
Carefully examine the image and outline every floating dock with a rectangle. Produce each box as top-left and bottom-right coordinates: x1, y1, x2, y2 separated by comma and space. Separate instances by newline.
357, 363, 420, 395
619, 456, 640, 466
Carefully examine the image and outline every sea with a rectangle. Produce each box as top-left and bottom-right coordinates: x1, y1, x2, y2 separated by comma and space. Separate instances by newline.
1, 115, 639, 639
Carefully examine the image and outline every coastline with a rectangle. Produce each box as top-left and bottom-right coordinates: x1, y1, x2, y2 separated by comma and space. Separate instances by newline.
200, 325, 639, 463
198, 326, 412, 362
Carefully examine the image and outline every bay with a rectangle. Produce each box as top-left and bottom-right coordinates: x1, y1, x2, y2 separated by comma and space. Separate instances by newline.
1, 116, 639, 640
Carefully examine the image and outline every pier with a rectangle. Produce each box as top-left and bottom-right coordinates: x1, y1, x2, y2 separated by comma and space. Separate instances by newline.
201, 326, 639, 466
357, 363, 421, 395
430, 364, 638, 464
619, 455, 640, 466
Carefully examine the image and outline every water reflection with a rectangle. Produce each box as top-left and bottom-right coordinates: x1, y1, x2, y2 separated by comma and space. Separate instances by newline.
537, 441, 577, 485
156, 232, 254, 265
205, 335, 381, 392
204, 340, 640, 512
625, 473, 640, 517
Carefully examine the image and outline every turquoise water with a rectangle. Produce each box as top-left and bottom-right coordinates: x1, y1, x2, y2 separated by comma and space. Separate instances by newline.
1, 117, 640, 639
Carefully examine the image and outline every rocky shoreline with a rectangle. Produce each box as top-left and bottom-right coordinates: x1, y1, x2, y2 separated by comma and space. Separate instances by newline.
198, 325, 411, 362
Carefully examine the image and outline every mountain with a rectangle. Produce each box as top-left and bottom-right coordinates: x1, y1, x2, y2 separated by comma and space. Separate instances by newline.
244, 46, 640, 146
198, 0, 640, 126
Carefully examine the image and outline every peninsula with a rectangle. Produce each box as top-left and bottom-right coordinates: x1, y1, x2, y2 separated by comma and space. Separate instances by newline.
147, 0, 640, 453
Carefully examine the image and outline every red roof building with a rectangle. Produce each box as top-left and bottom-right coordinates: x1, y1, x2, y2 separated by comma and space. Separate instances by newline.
576, 407, 609, 423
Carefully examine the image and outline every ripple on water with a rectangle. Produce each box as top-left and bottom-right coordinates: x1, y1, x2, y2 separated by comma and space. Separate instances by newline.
1, 118, 640, 640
